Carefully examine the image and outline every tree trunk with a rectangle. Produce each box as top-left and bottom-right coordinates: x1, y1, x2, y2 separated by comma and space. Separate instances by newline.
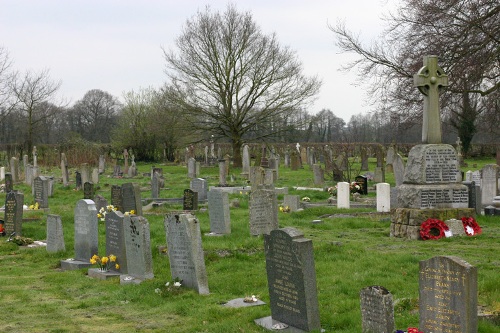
232, 140, 242, 167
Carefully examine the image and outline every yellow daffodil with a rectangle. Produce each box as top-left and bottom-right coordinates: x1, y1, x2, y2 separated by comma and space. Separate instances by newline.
90, 258, 97, 264
115, 264, 120, 270
130, 210, 136, 215
92, 254, 100, 261
124, 212, 130, 216
109, 255, 117, 262
101, 256, 109, 264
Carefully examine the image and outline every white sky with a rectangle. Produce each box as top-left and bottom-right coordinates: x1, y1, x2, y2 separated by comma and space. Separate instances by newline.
0, 0, 396, 122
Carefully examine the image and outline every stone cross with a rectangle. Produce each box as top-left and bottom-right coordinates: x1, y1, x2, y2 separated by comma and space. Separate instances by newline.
413, 55, 448, 144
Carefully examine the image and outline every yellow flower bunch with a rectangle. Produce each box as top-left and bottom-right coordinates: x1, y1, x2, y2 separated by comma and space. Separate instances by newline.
124, 209, 136, 216
90, 254, 119, 271
29, 202, 40, 210
97, 205, 118, 221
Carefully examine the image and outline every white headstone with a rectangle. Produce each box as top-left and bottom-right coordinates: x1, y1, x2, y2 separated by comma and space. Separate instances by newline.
337, 182, 350, 209
376, 183, 391, 212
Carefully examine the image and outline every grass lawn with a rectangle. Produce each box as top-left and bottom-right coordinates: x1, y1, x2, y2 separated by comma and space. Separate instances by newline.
0, 158, 499, 333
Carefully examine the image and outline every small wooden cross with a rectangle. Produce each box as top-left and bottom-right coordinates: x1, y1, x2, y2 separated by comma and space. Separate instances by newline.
413, 55, 448, 144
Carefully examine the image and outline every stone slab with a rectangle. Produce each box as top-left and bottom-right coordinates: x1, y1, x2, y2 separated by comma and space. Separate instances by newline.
88, 268, 121, 280
223, 298, 266, 308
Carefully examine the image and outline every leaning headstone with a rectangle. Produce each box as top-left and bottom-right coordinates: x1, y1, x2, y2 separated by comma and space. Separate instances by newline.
376, 183, 391, 213
337, 182, 350, 209
4, 191, 24, 236
105, 210, 127, 274
249, 185, 278, 236
190, 178, 208, 202
121, 183, 142, 216
360, 286, 394, 333
110, 185, 122, 212
283, 194, 301, 212
257, 227, 321, 332
419, 256, 477, 333
164, 213, 209, 294
33, 176, 49, 209
122, 215, 154, 283
481, 164, 498, 206
46, 214, 65, 253
207, 190, 231, 235
83, 182, 94, 200
183, 188, 198, 211
61, 199, 98, 270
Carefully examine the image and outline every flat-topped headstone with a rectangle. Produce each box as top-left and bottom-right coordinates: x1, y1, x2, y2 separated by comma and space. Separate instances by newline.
414, 55, 448, 144
164, 213, 209, 294
111, 185, 122, 212
4, 191, 24, 236
105, 210, 127, 274
151, 172, 160, 199
121, 183, 142, 216
360, 286, 394, 333
46, 214, 65, 253
376, 183, 391, 212
419, 256, 477, 333
260, 227, 321, 332
207, 190, 231, 234
403, 145, 461, 184
337, 182, 350, 209
249, 186, 278, 236
123, 215, 153, 282
183, 188, 198, 211
481, 164, 498, 206
283, 195, 301, 212
33, 176, 49, 208
190, 178, 208, 202
445, 218, 466, 236
73, 199, 98, 262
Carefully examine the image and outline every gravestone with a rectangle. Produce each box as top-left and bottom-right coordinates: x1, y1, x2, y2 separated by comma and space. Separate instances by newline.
385, 146, 395, 173
83, 182, 94, 199
151, 172, 160, 199
283, 194, 301, 212
33, 176, 49, 209
164, 213, 209, 294
393, 153, 405, 186
241, 144, 250, 177
257, 227, 321, 332
121, 183, 142, 216
113, 165, 121, 177
92, 168, 99, 184
481, 164, 498, 206
4, 173, 13, 193
0, 166, 4, 181
419, 256, 477, 333
360, 286, 394, 333
94, 194, 108, 212
376, 183, 391, 213
75, 171, 82, 190
190, 178, 208, 202
471, 170, 481, 187
207, 190, 231, 234
110, 185, 122, 212
122, 215, 153, 282
98, 155, 105, 173
355, 175, 368, 195
462, 181, 481, 215
218, 159, 227, 186
337, 181, 350, 209
360, 148, 369, 171
249, 185, 278, 236
123, 149, 129, 174
61, 153, 69, 187
80, 163, 90, 185
25, 164, 33, 185
444, 218, 466, 236
61, 199, 98, 270
187, 157, 196, 178
312, 164, 324, 186
4, 191, 24, 236
183, 188, 198, 211
10, 157, 19, 182
105, 210, 127, 274
46, 214, 65, 253
290, 152, 300, 171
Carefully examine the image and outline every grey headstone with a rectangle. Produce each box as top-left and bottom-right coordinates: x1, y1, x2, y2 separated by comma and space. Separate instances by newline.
164, 213, 209, 294
481, 164, 498, 206
124, 215, 153, 280
183, 188, 198, 211
187, 157, 196, 178
190, 178, 208, 202
283, 195, 300, 212
92, 168, 99, 184
262, 227, 321, 332
110, 185, 122, 212
105, 210, 127, 274
249, 186, 278, 236
121, 183, 142, 216
207, 190, 231, 234
10, 157, 19, 182
419, 256, 477, 333
393, 153, 405, 187
46, 214, 65, 253
75, 171, 82, 190
33, 176, 49, 208
4, 191, 24, 236
151, 172, 160, 199
4, 173, 13, 193
242, 145, 250, 176
74, 199, 98, 262
93, 194, 108, 213
98, 155, 105, 173
360, 286, 394, 333
83, 182, 94, 199
445, 218, 466, 236
312, 164, 324, 186
80, 163, 90, 185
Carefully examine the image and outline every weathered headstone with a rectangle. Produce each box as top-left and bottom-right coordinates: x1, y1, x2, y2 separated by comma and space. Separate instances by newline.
46, 214, 66, 253
83, 182, 94, 199
75, 171, 82, 190
257, 227, 321, 332
207, 190, 231, 234
110, 185, 122, 212
105, 210, 127, 274
91, 168, 99, 184
187, 157, 196, 178
481, 164, 498, 206
290, 152, 300, 171
376, 183, 391, 213
444, 218, 466, 236
283, 194, 301, 212
360, 286, 395, 333
249, 186, 278, 236
122, 215, 154, 282
241, 144, 250, 177
98, 155, 105, 174
393, 153, 405, 187
151, 172, 160, 199
4, 191, 23, 236
419, 256, 477, 333
121, 183, 142, 216
10, 157, 19, 183
183, 188, 198, 211
218, 159, 227, 186
94, 194, 108, 212
190, 178, 208, 202
61, 153, 69, 187
80, 163, 90, 185
337, 181, 350, 209
164, 213, 209, 294
4, 173, 13, 193
33, 176, 49, 208
312, 164, 324, 186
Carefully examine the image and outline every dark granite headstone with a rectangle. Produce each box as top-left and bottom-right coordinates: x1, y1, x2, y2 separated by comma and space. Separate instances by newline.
261, 227, 321, 332
123, 215, 153, 281
121, 183, 142, 216
419, 256, 477, 333
83, 182, 94, 199
355, 175, 368, 195
105, 210, 127, 274
207, 190, 230, 234
164, 213, 209, 294
4, 191, 23, 236
75, 171, 82, 190
110, 185, 122, 212
46, 214, 65, 253
360, 286, 394, 333
183, 188, 198, 211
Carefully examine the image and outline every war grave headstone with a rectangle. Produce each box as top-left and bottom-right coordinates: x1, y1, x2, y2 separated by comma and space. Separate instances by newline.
249, 185, 278, 236
4, 173, 13, 192
419, 256, 477, 333
355, 175, 368, 195
392, 56, 473, 239
376, 183, 391, 213
60, 199, 98, 270
83, 182, 94, 199
360, 286, 394, 333
190, 178, 208, 202
4, 191, 24, 237
337, 182, 350, 209
121, 215, 154, 284
207, 190, 231, 235
75, 171, 82, 190
164, 213, 209, 294
283, 194, 301, 212
46, 214, 65, 253
183, 188, 198, 211
121, 183, 142, 216
111, 185, 122, 212
256, 227, 321, 332
33, 176, 49, 209
480, 164, 498, 206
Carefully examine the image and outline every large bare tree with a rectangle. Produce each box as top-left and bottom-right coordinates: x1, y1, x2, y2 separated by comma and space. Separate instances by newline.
163, 4, 321, 166
0, 46, 15, 120
330, 0, 499, 154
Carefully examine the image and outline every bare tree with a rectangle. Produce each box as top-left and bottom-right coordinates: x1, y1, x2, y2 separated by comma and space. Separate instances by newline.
0, 46, 16, 120
330, 0, 499, 154
163, 4, 321, 166
10, 69, 61, 155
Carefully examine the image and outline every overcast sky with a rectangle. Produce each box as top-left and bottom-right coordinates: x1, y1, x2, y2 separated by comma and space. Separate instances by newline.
1, 0, 396, 121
